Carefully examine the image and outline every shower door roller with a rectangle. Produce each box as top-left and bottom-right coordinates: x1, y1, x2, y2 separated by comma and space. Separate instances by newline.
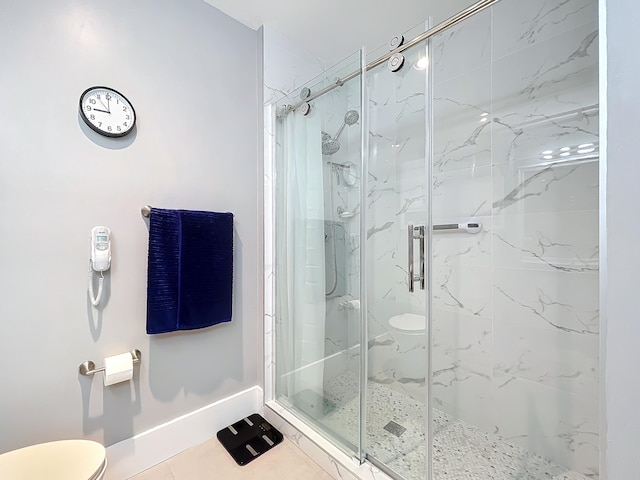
407, 224, 426, 292
388, 35, 405, 50
388, 53, 405, 72
299, 87, 311, 100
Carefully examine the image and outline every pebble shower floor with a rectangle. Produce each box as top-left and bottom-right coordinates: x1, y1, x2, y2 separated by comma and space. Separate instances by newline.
318, 372, 593, 480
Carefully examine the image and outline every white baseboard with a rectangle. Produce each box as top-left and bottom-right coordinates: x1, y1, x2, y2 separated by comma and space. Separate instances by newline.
104, 386, 263, 480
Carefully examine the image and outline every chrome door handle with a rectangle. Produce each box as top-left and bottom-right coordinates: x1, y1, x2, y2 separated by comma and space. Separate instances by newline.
408, 224, 426, 292
408, 224, 415, 292
418, 225, 425, 290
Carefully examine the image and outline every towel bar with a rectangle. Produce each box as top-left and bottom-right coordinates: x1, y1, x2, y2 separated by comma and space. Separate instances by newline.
141, 205, 152, 217
142, 205, 235, 219
79, 349, 142, 376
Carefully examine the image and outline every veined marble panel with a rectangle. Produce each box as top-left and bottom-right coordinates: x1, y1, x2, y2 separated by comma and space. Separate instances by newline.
365, 222, 404, 308
431, 355, 495, 433
492, 159, 598, 216
432, 262, 492, 319
492, 210, 599, 273
369, 346, 428, 403
492, 0, 598, 61
264, 103, 276, 403
492, 21, 598, 123
493, 266, 598, 400
431, 8, 491, 85
367, 42, 427, 166
494, 323, 598, 399
433, 164, 492, 219
432, 308, 492, 370
491, 108, 599, 168
433, 63, 492, 174
493, 372, 599, 478
493, 267, 599, 337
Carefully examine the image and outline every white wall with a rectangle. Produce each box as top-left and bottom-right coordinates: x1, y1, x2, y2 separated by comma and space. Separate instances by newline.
204, 0, 482, 66
0, 0, 260, 453
602, 0, 640, 477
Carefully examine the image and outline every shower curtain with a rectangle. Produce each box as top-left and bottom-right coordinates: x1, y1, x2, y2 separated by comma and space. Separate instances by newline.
275, 107, 327, 403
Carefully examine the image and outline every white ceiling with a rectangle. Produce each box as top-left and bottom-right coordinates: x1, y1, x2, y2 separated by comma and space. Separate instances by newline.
203, 0, 476, 65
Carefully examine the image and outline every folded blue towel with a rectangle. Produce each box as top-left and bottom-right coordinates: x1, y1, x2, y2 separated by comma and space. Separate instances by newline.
146, 208, 233, 334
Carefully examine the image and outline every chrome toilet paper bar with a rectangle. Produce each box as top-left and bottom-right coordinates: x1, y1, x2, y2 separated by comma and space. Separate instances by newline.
78, 349, 141, 376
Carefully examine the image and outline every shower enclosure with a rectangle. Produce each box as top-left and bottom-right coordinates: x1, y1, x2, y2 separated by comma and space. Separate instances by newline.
266, 0, 599, 479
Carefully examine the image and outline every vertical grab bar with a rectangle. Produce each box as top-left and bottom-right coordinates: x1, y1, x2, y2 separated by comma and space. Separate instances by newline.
418, 225, 426, 290
408, 224, 415, 293
408, 224, 426, 292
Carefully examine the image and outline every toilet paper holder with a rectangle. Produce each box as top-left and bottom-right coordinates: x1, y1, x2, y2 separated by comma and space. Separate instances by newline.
79, 349, 142, 377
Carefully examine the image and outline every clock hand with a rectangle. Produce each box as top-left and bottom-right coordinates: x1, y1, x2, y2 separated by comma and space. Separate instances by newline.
106, 95, 111, 114
92, 108, 110, 113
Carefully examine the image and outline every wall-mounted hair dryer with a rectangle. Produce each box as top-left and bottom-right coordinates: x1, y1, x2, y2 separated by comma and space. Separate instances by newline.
88, 226, 111, 306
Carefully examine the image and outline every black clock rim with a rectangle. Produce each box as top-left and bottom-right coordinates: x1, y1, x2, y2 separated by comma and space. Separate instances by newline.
79, 85, 137, 138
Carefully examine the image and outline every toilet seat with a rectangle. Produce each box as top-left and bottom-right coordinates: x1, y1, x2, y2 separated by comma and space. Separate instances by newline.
0, 439, 106, 480
389, 313, 426, 334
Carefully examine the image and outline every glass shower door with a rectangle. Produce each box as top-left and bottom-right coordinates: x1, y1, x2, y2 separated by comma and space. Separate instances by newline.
429, 1, 600, 479
364, 33, 431, 480
273, 50, 364, 458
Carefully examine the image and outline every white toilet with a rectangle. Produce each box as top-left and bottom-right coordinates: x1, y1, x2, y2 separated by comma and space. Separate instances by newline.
0, 439, 106, 480
388, 313, 427, 379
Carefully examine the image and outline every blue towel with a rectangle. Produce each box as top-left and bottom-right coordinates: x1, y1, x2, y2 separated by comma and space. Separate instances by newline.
146, 207, 233, 334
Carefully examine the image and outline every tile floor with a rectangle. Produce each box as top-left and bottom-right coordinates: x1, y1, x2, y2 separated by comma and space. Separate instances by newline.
129, 436, 333, 480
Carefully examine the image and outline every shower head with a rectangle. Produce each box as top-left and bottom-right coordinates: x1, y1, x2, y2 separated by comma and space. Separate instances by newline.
322, 138, 341, 156
333, 110, 360, 141
322, 109, 360, 156
344, 110, 359, 126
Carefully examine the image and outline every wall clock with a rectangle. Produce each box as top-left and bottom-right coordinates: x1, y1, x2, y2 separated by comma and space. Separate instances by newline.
79, 86, 136, 137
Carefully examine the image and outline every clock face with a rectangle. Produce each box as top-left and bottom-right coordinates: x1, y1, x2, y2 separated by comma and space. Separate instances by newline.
79, 86, 136, 137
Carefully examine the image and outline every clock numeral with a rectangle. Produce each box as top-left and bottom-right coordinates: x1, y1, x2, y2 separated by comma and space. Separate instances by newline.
123, 122, 128, 127
117, 126, 122, 132
122, 106, 128, 112
106, 94, 111, 101
98, 122, 102, 127
89, 99, 96, 104
90, 114, 95, 120
86, 105, 92, 111
97, 94, 101, 99
126, 115, 130, 120
107, 126, 112, 132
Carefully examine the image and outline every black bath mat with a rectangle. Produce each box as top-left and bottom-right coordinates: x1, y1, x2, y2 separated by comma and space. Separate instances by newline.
217, 413, 284, 466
